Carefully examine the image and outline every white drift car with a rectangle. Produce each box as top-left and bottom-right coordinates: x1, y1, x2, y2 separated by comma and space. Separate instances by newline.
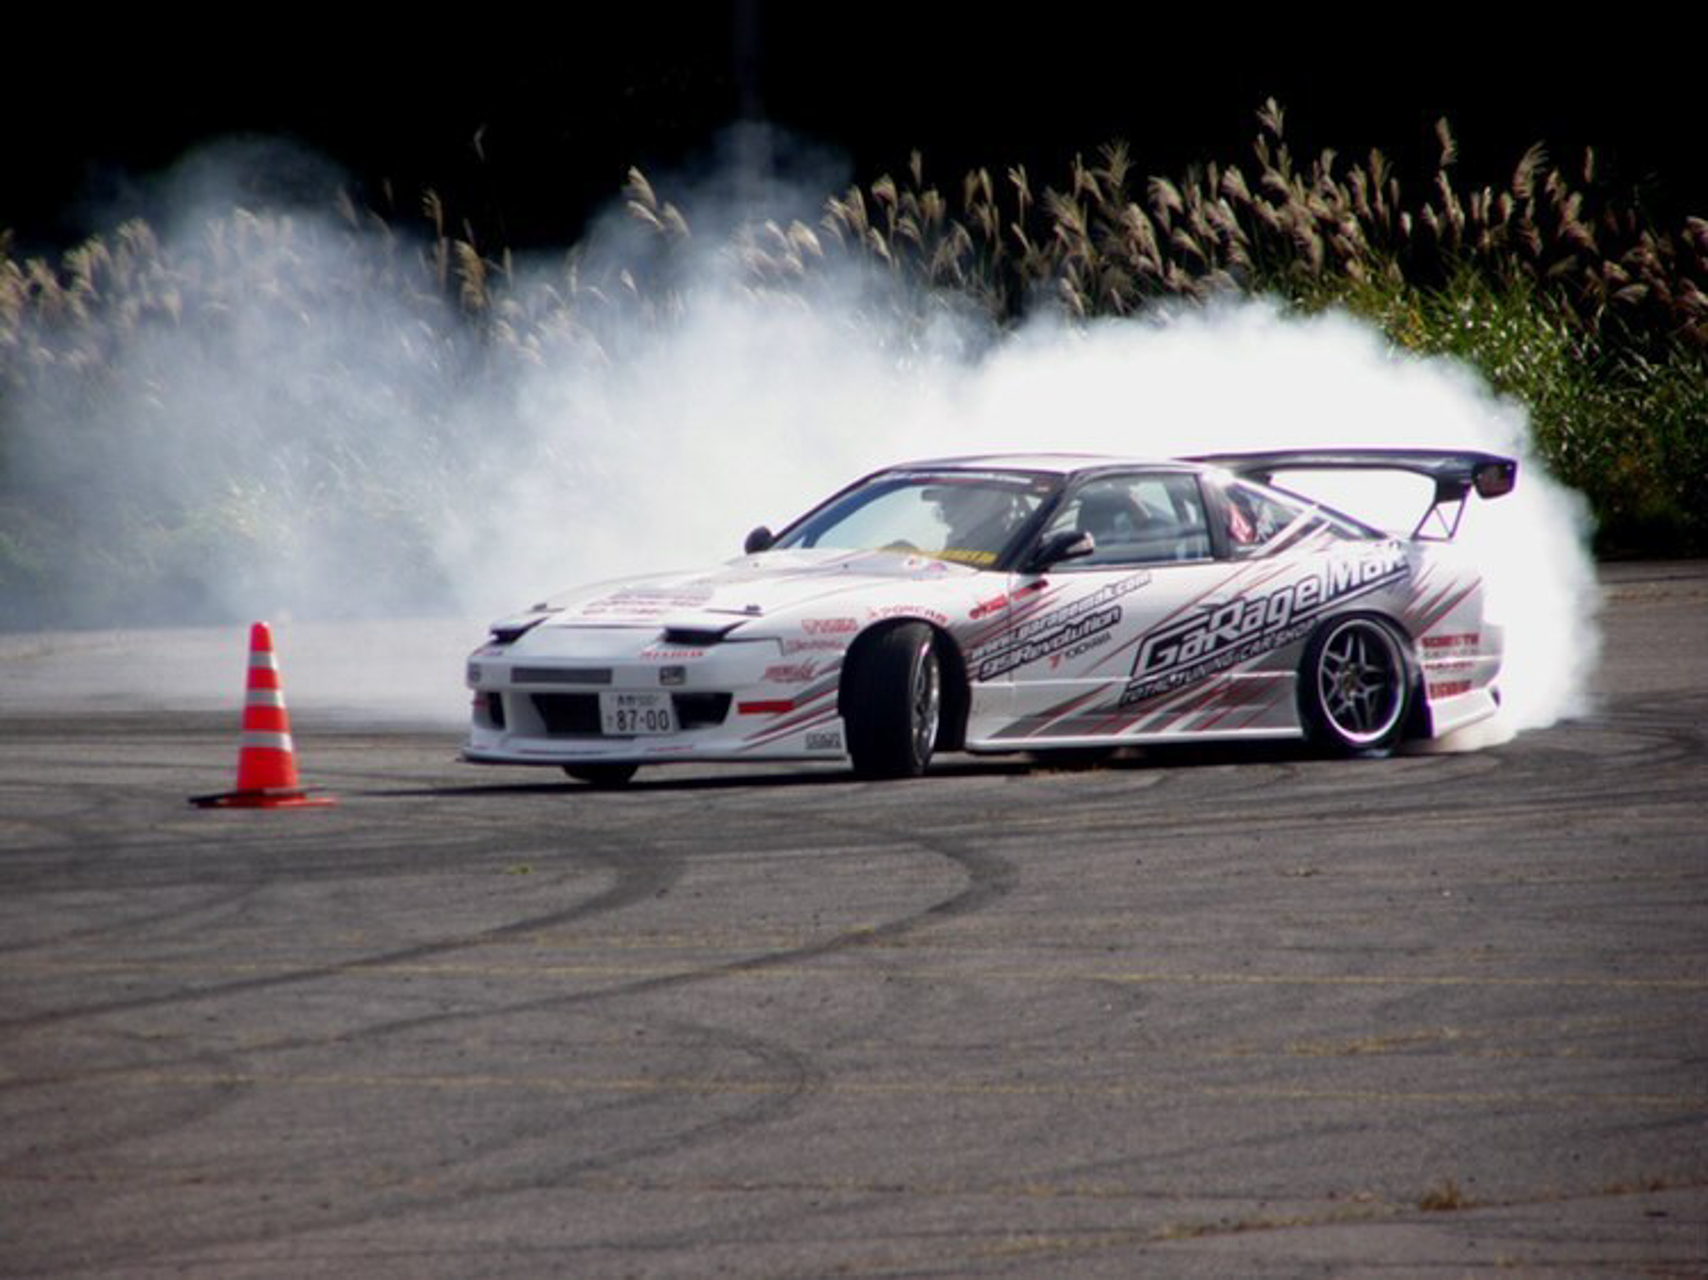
464, 450, 1516, 784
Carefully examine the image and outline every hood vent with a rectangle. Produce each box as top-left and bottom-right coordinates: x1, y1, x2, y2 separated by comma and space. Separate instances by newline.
661, 623, 742, 646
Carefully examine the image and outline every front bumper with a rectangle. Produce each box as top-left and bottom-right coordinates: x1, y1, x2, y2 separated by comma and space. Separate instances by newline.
463, 628, 849, 766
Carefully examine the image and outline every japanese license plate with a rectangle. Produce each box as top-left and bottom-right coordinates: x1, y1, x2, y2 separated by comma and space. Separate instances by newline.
600, 691, 677, 736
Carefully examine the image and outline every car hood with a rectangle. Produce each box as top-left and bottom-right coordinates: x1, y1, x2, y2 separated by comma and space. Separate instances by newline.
518, 548, 982, 632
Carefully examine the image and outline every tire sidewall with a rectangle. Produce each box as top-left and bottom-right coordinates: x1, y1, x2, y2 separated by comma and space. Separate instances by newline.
845, 622, 941, 779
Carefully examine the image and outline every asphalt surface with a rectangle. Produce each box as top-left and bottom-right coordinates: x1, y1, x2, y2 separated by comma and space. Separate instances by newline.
2, 564, 1705, 1277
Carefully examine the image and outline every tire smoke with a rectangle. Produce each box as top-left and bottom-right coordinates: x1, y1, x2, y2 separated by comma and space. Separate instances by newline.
1, 143, 1598, 733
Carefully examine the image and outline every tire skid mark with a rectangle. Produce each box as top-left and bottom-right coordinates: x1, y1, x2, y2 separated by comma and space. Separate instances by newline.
6, 805, 1015, 1057
3, 793, 1017, 1273
5, 631, 1703, 1273
4, 1017, 828, 1277
0, 878, 275, 958
0, 827, 685, 1036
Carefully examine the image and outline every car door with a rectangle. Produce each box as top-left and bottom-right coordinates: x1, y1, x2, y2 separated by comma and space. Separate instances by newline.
973, 469, 1239, 744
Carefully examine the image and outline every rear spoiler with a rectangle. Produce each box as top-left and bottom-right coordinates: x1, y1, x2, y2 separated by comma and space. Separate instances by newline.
1183, 448, 1517, 540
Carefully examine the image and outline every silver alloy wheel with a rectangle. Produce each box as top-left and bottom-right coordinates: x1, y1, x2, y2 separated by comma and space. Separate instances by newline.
1314, 618, 1407, 746
910, 638, 942, 768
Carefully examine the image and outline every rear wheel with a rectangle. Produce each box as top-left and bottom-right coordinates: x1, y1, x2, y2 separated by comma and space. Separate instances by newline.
562, 763, 639, 788
1300, 616, 1412, 757
845, 623, 942, 779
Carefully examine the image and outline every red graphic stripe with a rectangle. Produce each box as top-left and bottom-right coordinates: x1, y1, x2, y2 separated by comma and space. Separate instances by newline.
963, 580, 1068, 649
739, 688, 841, 746
1411, 578, 1481, 638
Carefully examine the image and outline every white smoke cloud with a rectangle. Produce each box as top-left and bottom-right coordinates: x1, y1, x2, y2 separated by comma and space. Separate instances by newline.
437, 294, 1597, 731
2, 140, 1599, 735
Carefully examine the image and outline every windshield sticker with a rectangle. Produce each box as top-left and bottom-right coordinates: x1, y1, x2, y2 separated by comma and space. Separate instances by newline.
937, 547, 998, 567
887, 470, 1052, 490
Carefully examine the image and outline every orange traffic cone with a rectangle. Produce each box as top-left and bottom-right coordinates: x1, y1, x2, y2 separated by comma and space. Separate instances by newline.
190, 622, 336, 809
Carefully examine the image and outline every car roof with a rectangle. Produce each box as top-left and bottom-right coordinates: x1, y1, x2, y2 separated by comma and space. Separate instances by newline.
884, 453, 1200, 477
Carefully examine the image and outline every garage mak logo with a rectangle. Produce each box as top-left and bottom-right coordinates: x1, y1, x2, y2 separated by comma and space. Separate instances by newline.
1122, 545, 1409, 705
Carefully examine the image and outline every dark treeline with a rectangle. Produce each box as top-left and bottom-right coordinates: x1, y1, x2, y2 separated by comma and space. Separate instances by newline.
7, 13, 1703, 254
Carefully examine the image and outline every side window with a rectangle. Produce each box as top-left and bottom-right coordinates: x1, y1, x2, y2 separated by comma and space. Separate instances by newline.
1224, 481, 1312, 556
1043, 473, 1212, 566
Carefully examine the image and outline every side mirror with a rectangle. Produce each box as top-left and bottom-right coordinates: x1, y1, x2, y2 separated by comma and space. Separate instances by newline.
1022, 530, 1094, 574
744, 526, 776, 554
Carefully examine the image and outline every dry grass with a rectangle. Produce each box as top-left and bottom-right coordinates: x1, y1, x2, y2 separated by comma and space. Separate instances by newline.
800, 99, 1707, 355
1, 101, 1704, 625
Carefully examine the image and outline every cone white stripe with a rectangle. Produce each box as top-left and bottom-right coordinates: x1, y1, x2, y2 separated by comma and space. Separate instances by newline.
250, 652, 280, 670
241, 731, 295, 752
245, 689, 287, 708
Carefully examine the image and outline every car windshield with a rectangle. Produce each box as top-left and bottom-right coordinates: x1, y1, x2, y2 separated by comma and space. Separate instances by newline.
774, 470, 1061, 567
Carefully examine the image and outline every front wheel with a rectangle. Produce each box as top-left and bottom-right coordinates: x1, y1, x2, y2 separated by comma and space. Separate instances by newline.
844, 623, 942, 779
562, 763, 639, 788
1299, 616, 1412, 757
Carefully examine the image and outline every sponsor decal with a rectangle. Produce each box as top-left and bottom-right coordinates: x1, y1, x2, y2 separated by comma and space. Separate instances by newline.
866, 604, 950, 626
806, 729, 844, 752
802, 617, 859, 635
969, 580, 1046, 621
975, 606, 1123, 681
1122, 545, 1409, 706
1421, 631, 1481, 650
583, 587, 715, 617
1429, 680, 1473, 698
1049, 629, 1112, 669
1122, 623, 1313, 706
969, 572, 1150, 681
763, 662, 820, 684
782, 637, 846, 655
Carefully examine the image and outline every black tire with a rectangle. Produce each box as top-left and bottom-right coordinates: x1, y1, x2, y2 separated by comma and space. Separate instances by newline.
1299, 616, 1412, 757
562, 763, 639, 787
844, 623, 942, 779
